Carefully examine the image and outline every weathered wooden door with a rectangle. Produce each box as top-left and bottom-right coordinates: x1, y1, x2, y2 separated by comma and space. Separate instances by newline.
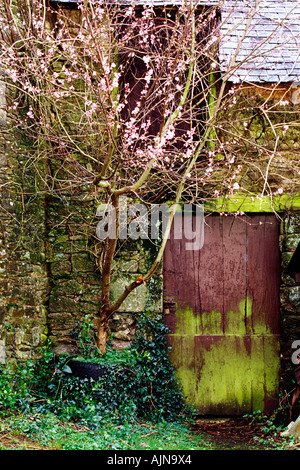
163, 214, 280, 415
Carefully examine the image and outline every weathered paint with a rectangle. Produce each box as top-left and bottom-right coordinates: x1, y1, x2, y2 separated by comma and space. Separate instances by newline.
171, 297, 272, 337
169, 336, 279, 414
163, 214, 281, 415
167, 298, 279, 414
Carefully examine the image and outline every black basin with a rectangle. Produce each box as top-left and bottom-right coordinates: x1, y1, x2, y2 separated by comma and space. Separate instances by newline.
68, 360, 108, 380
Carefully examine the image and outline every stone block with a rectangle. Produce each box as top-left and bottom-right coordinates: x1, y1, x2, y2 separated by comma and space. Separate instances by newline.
289, 287, 300, 310
0, 340, 6, 364
50, 259, 72, 277
81, 302, 99, 314
113, 328, 133, 341
113, 256, 139, 273
15, 329, 30, 347
281, 415, 300, 438
0, 110, 7, 126
110, 274, 162, 313
284, 213, 300, 234
72, 253, 94, 272
52, 344, 75, 355
31, 327, 43, 347
80, 292, 101, 302
280, 286, 300, 312
49, 296, 80, 314
111, 338, 131, 351
110, 313, 136, 342
52, 279, 84, 296
281, 234, 300, 252
51, 239, 87, 255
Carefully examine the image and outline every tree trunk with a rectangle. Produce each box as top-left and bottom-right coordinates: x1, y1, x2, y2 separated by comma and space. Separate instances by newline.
96, 314, 109, 354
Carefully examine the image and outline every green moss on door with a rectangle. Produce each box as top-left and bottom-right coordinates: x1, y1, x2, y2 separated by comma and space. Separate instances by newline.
168, 298, 280, 414
173, 297, 271, 336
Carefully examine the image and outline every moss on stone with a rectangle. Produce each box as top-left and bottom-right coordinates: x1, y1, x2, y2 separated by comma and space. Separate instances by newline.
205, 193, 300, 213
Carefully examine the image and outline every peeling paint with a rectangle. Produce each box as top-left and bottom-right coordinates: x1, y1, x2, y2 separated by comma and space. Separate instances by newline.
168, 297, 280, 414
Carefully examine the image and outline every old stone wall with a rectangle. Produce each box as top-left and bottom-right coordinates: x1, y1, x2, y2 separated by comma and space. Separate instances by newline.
45, 191, 101, 355
45, 192, 162, 355
216, 83, 300, 197
0, 82, 49, 362
280, 212, 300, 390
0, 135, 163, 360
0, 82, 299, 370
0, 5, 164, 361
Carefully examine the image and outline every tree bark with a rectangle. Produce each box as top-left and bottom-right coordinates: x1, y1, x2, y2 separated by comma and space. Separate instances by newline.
96, 312, 110, 354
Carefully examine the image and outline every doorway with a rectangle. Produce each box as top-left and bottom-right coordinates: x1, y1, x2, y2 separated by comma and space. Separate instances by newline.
163, 214, 280, 415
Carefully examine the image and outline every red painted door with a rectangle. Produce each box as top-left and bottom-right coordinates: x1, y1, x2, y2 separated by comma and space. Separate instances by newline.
163, 214, 280, 415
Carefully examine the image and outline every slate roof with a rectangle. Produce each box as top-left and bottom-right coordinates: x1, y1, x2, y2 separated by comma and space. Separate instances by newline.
219, 0, 300, 83
51, 0, 300, 83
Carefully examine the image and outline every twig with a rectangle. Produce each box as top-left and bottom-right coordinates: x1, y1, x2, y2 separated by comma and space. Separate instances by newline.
140, 431, 163, 438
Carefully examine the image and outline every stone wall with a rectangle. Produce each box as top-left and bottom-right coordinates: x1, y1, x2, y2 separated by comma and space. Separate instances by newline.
109, 241, 162, 350
216, 83, 300, 197
0, 81, 299, 372
45, 191, 101, 355
280, 211, 300, 390
0, 5, 164, 360
0, 83, 49, 362
0, 136, 163, 359
45, 194, 163, 355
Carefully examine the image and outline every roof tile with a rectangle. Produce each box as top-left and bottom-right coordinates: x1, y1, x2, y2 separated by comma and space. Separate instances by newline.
220, 0, 300, 82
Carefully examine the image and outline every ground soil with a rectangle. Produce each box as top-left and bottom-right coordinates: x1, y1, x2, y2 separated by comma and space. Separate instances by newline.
0, 432, 56, 450
190, 416, 293, 450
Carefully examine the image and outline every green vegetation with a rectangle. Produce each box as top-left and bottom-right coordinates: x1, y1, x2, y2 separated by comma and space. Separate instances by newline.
0, 313, 201, 450
0, 413, 207, 450
0, 313, 297, 450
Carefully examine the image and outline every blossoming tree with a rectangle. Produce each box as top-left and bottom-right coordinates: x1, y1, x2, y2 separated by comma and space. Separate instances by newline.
0, 0, 299, 352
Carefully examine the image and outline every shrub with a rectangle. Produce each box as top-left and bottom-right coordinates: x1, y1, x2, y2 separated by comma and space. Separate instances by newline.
35, 312, 193, 427
0, 313, 193, 428
0, 360, 36, 414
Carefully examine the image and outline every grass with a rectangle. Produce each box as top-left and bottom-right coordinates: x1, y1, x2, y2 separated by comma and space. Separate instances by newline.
0, 411, 214, 451
1, 409, 297, 451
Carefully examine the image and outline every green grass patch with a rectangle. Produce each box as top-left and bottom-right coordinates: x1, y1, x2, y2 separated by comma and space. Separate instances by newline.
0, 412, 212, 450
